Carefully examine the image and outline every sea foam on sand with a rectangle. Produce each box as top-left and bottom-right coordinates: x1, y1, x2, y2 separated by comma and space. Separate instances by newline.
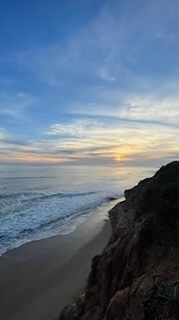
0, 199, 120, 320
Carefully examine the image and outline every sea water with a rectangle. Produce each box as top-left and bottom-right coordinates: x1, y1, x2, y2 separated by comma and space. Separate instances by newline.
0, 165, 156, 255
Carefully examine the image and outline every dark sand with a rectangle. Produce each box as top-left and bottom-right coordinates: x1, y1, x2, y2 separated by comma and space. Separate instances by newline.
0, 200, 119, 320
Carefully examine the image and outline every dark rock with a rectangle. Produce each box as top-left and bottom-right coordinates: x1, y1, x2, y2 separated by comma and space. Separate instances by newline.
108, 197, 118, 201
59, 295, 84, 320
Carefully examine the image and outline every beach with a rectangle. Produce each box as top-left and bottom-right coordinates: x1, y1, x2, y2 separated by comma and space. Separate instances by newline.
0, 200, 118, 320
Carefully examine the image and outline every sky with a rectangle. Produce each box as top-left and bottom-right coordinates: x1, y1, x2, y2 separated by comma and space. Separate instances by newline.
0, 0, 178, 166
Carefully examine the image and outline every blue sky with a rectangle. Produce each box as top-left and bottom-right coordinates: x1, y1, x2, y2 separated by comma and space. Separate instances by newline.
0, 0, 178, 166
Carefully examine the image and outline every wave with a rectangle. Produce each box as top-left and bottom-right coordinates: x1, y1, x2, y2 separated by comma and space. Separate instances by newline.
0, 172, 123, 255
1, 176, 48, 180
0, 194, 122, 241
0, 196, 122, 255
0, 210, 86, 240
0, 190, 97, 201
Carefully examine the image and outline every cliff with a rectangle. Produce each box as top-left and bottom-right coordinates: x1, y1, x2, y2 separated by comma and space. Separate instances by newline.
59, 161, 179, 320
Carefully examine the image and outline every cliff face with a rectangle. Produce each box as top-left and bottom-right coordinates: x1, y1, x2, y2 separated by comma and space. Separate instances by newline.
59, 161, 179, 320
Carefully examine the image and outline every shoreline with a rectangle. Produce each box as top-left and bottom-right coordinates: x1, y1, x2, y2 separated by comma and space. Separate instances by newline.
0, 197, 122, 256
0, 199, 120, 320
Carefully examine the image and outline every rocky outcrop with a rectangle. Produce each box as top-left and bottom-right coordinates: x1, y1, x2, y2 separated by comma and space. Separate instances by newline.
59, 161, 179, 320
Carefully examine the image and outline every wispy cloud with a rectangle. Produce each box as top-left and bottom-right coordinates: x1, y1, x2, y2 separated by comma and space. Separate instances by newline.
71, 91, 179, 128
0, 91, 36, 121
0, 114, 178, 166
98, 66, 116, 82
46, 119, 98, 137
119, 95, 179, 127
4, 115, 178, 162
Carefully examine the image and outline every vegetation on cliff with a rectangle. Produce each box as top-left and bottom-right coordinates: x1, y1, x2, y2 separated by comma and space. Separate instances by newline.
59, 161, 179, 320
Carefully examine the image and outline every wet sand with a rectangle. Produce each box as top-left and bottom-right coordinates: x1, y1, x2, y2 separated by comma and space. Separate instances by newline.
0, 200, 119, 320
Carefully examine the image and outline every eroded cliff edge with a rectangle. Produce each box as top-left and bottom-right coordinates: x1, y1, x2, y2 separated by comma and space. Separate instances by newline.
59, 161, 179, 320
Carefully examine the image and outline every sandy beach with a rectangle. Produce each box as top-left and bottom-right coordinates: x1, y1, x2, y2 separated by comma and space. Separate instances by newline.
0, 200, 119, 320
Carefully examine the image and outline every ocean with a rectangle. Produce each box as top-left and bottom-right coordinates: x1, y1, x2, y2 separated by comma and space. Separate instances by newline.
0, 164, 156, 255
